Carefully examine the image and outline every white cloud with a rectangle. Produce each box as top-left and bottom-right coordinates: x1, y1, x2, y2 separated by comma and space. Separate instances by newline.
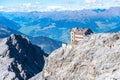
21, 3, 32, 8
0, 6, 17, 12
16, 3, 67, 12
0, 0, 120, 12
85, 0, 97, 4
113, 0, 120, 5
84, 0, 106, 9
0, 6, 4, 9
45, 6, 67, 11
0, 3, 36, 12
0, 2, 42, 12
35, 1, 41, 4
18, 3, 40, 12
114, 0, 120, 2
0, 5, 66, 12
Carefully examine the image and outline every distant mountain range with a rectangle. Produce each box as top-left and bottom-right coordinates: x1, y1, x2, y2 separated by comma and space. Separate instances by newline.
1, 7, 120, 42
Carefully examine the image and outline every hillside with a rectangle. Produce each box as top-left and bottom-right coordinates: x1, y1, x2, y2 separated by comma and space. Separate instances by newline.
39, 32, 120, 80
0, 15, 21, 30
30, 36, 62, 54
0, 26, 23, 38
0, 34, 47, 80
1, 7, 120, 42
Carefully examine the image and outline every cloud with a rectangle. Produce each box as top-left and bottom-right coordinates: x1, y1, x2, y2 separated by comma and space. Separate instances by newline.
114, 0, 120, 2
0, 0, 120, 12
0, 6, 17, 12
18, 3, 40, 12
0, 3, 34, 12
21, 3, 32, 8
65, 1, 78, 5
85, 0, 97, 4
45, 6, 67, 11
0, 2, 43, 12
62, 1, 84, 10
0, 4, 66, 12
84, 0, 105, 9
0, 6, 4, 9
113, 0, 120, 5
14, 3, 67, 12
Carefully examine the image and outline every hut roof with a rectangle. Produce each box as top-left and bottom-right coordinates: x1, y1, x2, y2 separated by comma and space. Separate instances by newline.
71, 27, 92, 35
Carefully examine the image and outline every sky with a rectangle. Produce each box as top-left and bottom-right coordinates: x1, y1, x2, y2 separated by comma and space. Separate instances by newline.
0, 0, 120, 12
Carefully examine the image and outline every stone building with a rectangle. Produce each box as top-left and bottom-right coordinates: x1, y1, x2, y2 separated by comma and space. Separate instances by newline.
70, 27, 93, 44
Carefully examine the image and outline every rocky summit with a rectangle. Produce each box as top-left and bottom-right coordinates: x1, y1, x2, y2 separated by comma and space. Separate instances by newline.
40, 32, 120, 80
0, 34, 47, 80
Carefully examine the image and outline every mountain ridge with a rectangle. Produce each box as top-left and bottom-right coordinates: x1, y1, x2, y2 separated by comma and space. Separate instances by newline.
39, 32, 120, 80
0, 34, 47, 80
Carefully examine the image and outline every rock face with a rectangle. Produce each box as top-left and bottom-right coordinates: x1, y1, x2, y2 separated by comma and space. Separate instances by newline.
41, 32, 120, 80
0, 34, 47, 80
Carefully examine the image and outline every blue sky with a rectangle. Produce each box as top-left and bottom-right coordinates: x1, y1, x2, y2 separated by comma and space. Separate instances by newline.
0, 0, 120, 12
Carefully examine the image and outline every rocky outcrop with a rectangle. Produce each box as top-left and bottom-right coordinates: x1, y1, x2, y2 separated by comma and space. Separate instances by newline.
41, 32, 120, 80
0, 34, 47, 80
